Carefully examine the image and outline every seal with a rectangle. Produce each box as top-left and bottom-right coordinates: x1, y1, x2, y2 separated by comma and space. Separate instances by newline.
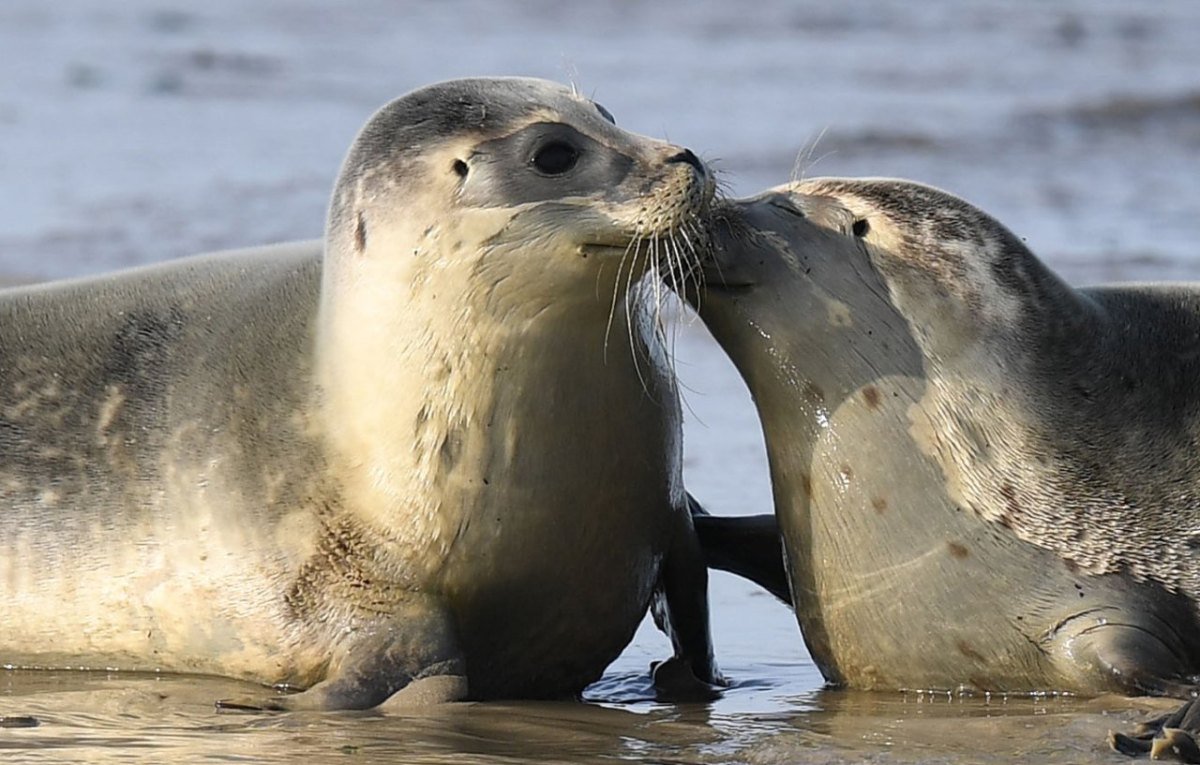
0, 77, 723, 710
686, 178, 1200, 758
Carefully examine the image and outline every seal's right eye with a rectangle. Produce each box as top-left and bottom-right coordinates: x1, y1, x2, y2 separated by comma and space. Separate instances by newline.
532, 141, 580, 176
453, 160, 468, 178
852, 219, 870, 237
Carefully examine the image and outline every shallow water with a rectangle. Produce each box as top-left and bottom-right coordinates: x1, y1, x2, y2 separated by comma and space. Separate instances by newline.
2, 0, 1200, 762
0, 668, 1177, 764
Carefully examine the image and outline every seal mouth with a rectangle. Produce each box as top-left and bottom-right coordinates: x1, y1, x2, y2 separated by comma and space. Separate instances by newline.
702, 275, 756, 293
578, 242, 634, 258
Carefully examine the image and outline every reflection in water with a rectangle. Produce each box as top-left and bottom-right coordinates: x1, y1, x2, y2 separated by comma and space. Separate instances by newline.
0, 671, 1173, 764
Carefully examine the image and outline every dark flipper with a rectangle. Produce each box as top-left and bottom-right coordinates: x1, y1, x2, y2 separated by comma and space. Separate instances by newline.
691, 507, 792, 605
1110, 696, 1200, 763
216, 600, 467, 711
648, 494, 726, 701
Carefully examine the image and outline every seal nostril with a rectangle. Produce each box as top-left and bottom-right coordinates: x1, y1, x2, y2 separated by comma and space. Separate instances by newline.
666, 149, 705, 174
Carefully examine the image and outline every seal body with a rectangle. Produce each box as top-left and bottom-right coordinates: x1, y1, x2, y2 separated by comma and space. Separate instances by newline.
690, 178, 1200, 700
0, 77, 720, 708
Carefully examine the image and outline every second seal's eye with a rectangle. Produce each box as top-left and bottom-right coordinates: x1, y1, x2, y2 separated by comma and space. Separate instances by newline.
852, 219, 870, 237
532, 141, 580, 175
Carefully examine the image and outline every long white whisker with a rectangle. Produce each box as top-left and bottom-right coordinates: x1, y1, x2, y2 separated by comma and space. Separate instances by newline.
624, 237, 649, 394
604, 235, 639, 363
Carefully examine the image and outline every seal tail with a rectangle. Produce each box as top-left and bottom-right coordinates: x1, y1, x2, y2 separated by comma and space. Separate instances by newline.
688, 497, 792, 605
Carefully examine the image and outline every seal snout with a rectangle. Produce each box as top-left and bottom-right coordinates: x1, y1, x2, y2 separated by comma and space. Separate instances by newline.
684, 202, 762, 296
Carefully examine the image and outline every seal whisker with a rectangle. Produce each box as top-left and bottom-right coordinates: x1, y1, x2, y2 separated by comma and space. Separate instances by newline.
603, 233, 640, 364
623, 237, 652, 396
676, 226, 701, 318
661, 235, 687, 378
790, 127, 832, 184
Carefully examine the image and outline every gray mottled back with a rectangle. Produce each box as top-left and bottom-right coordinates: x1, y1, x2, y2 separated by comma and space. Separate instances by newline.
0, 243, 324, 566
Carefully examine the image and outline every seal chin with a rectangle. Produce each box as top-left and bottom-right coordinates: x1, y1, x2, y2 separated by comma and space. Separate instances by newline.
692, 241, 758, 295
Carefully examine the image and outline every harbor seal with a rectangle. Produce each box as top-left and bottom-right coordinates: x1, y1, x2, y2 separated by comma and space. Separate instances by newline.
0, 77, 722, 710
686, 178, 1200, 758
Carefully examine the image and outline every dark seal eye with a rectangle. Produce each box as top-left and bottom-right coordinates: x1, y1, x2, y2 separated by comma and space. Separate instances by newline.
452, 159, 468, 178
852, 219, 870, 237
532, 141, 580, 175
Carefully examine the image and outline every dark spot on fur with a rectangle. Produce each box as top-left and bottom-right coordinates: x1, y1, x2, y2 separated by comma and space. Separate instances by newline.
871, 496, 888, 514
1063, 558, 1079, 573
413, 405, 431, 438
285, 504, 397, 621
354, 211, 367, 253
594, 102, 616, 124
803, 381, 825, 403
996, 511, 1015, 530
800, 472, 812, 497
947, 541, 970, 559
862, 385, 881, 410
101, 308, 185, 400
839, 464, 854, 481
439, 431, 462, 469
957, 640, 986, 663
999, 482, 1021, 518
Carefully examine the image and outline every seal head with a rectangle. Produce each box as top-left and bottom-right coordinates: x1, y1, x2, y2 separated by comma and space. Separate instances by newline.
688, 179, 1200, 705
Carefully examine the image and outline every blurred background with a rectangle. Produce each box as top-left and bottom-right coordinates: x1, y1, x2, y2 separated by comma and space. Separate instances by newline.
3, 1, 1198, 284
1, 2, 1198, 761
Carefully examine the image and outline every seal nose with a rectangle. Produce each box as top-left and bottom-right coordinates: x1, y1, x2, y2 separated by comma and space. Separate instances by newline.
666, 148, 705, 176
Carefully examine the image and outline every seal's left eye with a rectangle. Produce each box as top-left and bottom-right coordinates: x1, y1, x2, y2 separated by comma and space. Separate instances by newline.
852, 219, 870, 237
532, 141, 580, 175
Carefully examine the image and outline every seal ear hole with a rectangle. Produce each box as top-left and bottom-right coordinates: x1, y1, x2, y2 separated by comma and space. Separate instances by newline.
452, 160, 468, 178
532, 141, 580, 176
852, 219, 870, 237
595, 103, 616, 125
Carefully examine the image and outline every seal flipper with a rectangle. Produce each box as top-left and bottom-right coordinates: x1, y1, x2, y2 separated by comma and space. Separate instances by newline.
692, 510, 792, 605
648, 494, 726, 700
1052, 598, 1200, 762
216, 603, 467, 711
1110, 697, 1200, 763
